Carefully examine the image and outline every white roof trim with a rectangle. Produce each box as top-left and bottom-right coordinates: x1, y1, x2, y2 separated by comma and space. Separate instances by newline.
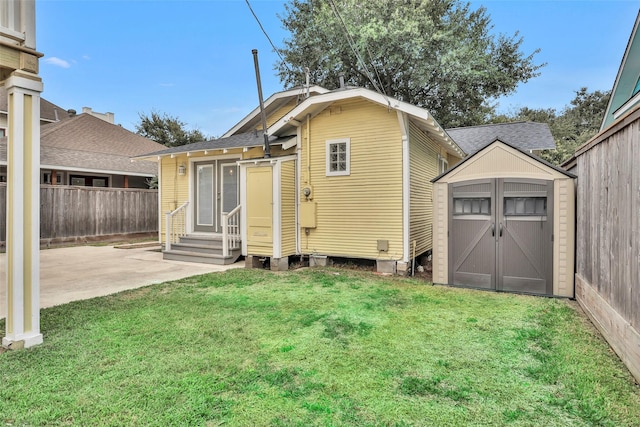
268, 87, 464, 157
222, 85, 330, 138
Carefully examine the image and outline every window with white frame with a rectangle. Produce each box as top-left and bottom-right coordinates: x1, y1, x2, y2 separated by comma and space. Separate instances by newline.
438, 155, 448, 174
326, 138, 350, 176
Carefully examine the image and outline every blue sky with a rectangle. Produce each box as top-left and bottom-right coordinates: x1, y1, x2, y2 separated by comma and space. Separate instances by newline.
37, 0, 638, 137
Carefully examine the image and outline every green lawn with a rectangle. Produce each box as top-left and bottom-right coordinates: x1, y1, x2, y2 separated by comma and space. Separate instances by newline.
1, 268, 639, 426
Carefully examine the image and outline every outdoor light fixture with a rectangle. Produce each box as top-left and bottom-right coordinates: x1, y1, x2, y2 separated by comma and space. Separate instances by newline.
178, 163, 186, 176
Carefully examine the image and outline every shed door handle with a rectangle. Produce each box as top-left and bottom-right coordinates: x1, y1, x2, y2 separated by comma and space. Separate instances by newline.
499, 223, 503, 237
491, 223, 495, 237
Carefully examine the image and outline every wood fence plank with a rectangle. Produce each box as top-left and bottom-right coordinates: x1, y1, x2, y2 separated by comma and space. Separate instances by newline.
0, 185, 158, 244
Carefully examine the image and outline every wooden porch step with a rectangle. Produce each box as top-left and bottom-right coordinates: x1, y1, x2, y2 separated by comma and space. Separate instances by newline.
178, 234, 224, 247
163, 249, 240, 265
171, 242, 224, 255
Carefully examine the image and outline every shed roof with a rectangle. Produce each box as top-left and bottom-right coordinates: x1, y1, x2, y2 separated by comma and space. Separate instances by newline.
432, 139, 575, 183
446, 121, 555, 155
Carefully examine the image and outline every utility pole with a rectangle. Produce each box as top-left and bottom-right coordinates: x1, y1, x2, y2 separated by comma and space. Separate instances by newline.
252, 49, 270, 158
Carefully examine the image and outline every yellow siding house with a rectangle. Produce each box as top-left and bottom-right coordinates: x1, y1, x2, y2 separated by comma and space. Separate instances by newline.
135, 86, 463, 273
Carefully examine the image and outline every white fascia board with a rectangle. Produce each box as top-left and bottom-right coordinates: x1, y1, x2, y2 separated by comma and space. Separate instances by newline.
222, 85, 330, 138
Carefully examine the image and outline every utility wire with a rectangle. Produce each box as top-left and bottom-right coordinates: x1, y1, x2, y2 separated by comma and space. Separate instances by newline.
245, 0, 292, 73
328, 0, 388, 100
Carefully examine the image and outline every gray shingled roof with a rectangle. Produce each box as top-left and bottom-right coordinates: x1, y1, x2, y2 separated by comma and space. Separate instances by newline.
0, 87, 73, 123
446, 122, 555, 155
0, 113, 164, 176
136, 131, 295, 158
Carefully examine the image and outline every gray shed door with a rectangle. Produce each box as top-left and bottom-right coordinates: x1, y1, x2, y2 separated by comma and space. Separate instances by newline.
449, 178, 553, 295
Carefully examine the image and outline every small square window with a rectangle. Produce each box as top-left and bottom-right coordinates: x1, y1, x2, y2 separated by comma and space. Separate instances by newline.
326, 138, 350, 176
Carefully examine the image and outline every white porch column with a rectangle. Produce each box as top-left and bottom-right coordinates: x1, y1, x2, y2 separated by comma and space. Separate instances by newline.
2, 72, 43, 348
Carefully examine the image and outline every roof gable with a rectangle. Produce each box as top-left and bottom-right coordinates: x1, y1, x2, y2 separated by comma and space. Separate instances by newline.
268, 87, 464, 157
433, 140, 575, 183
601, 10, 640, 130
222, 85, 329, 137
445, 121, 555, 155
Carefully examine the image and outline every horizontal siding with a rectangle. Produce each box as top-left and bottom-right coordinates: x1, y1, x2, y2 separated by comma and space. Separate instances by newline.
160, 155, 189, 241
300, 99, 404, 259
280, 160, 297, 256
409, 121, 440, 256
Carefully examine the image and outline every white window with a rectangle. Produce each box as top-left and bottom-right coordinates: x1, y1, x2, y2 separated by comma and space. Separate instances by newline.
0, 128, 6, 137
438, 155, 448, 174
326, 138, 350, 176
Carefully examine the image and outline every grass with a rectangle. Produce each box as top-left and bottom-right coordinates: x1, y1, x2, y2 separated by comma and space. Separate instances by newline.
1, 268, 639, 426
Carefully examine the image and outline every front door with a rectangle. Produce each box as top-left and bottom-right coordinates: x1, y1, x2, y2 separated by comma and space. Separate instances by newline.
194, 160, 239, 233
449, 178, 554, 295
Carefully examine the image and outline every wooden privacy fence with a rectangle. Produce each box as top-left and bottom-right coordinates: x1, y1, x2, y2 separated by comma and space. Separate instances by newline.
574, 107, 640, 382
0, 184, 158, 245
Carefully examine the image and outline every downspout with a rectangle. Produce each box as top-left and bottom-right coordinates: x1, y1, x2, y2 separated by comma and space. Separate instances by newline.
306, 114, 311, 187
296, 126, 303, 255
397, 111, 410, 265
157, 159, 162, 243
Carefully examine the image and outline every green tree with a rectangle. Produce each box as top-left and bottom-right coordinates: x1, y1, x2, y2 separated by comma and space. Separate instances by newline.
277, 0, 544, 127
498, 87, 610, 165
135, 111, 206, 148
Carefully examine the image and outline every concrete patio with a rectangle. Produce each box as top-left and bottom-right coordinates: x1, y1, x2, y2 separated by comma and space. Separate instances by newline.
0, 244, 244, 320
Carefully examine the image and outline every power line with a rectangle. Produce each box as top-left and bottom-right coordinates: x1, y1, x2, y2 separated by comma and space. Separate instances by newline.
245, 0, 292, 73
327, 0, 388, 99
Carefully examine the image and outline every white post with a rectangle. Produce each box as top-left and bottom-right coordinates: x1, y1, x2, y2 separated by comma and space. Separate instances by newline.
165, 212, 172, 251
3, 73, 43, 348
222, 213, 229, 257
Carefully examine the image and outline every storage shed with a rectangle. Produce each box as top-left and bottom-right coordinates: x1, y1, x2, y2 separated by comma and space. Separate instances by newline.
432, 140, 576, 297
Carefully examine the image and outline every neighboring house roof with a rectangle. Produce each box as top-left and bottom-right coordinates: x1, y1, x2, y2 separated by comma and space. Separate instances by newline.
601, 10, 640, 130
1, 113, 165, 176
0, 87, 73, 123
222, 85, 330, 137
134, 131, 296, 160
432, 139, 575, 183
445, 121, 555, 155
